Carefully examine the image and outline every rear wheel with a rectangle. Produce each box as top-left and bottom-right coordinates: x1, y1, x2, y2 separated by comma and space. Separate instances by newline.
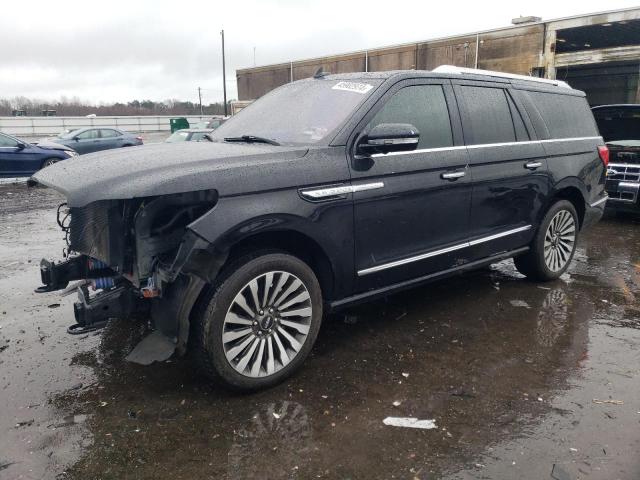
191, 252, 323, 391
514, 200, 579, 281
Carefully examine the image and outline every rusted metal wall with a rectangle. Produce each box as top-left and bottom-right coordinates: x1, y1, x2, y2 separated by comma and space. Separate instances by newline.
417, 36, 478, 70
236, 27, 545, 100
292, 52, 366, 80
368, 45, 418, 71
236, 8, 640, 100
236, 63, 291, 101
476, 26, 544, 74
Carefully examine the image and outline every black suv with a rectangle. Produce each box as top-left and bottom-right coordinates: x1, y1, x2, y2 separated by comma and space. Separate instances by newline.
31, 66, 608, 390
592, 104, 640, 212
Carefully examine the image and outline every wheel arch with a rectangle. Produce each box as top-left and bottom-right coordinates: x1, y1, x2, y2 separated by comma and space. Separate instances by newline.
545, 178, 587, 228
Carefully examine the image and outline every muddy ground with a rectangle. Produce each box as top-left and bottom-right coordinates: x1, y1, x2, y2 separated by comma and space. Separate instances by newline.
0, 181, 639, 480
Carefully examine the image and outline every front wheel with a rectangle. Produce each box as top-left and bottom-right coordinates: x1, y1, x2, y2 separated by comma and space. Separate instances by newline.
191, 252, 323, 391
514, 200, 579, 281
40, 158, 60, 169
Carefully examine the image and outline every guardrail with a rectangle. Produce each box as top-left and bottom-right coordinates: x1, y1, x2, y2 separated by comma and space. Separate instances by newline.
0, 115, 207, 136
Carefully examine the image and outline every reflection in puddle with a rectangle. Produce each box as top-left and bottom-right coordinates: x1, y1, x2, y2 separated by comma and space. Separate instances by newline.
536, 288, 568, 347
228, 402, 312, 479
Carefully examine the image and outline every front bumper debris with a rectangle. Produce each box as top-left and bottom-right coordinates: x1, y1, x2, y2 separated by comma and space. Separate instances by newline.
69, 284, 143, 335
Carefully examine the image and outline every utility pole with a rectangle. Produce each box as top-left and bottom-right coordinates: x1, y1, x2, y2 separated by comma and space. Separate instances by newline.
198, 87, 203, 116
221, 29, 228, 116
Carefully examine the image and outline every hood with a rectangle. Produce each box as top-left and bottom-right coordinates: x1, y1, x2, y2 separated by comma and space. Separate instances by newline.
30, 141, 308, 207
33, 139, 74, 151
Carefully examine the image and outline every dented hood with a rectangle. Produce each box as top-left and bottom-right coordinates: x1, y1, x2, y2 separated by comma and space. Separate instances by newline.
30, 141, 308, 207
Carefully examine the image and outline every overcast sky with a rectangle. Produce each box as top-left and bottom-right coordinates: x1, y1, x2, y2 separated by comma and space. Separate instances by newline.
1, 0, 638, 105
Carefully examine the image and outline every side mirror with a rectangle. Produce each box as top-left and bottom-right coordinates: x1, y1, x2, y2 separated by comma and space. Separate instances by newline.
358, 123, 419, 155
73, 137, 80, 141
16, 142, 26, 150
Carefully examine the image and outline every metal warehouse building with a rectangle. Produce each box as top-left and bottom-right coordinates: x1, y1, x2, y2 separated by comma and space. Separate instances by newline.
236, 7, 640, 105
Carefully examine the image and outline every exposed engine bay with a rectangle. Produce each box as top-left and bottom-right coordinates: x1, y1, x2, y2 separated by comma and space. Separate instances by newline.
37, 190, 222, 350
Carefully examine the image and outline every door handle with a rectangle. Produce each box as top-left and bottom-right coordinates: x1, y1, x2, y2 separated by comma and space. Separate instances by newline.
524, 161, 542, 170
441, 171, 465, 180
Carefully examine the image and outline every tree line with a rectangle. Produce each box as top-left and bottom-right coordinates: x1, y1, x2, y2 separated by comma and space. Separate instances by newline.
0, 97, 233, 116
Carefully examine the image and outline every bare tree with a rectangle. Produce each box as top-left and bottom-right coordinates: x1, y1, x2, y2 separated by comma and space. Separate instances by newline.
0, 97, 234, 116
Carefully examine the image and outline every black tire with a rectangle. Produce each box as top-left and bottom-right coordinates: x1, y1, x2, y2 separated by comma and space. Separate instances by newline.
514, 200, 579, 281
191, 251, 323, 391
40, 158, 59, 169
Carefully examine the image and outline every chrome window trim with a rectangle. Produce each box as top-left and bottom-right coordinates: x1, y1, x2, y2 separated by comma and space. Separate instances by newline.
300, 182, 384, 199
370, 136, 603, 158
357, 225, 532, 276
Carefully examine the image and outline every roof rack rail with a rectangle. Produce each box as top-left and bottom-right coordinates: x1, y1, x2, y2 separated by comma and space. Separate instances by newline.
432, 65, 571, 89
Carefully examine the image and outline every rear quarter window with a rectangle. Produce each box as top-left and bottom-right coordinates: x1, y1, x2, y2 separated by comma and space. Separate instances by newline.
525, 91, 598, 139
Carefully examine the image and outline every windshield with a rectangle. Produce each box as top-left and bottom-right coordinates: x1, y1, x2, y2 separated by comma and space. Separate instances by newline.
593, 108, 640, 144
166, 131, 190, 143
209, 79, 382, 145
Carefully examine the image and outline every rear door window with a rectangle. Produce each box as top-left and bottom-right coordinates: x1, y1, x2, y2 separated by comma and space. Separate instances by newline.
99, 129, 120, 138
367, 84, 453, 149
458, 86, 516, 145
525, 91, 598, 139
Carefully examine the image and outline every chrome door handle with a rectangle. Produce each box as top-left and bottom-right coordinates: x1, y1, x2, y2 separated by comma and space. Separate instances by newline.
441, 171, 465, 180
525, 161, 542, 170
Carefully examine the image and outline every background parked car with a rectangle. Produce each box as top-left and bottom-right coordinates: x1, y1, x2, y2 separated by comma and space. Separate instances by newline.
191, 117, 228, 130
53, 128, 143, 154
165, 129, 214, 143
592, 104, 640, 213
0, 131, 77, 177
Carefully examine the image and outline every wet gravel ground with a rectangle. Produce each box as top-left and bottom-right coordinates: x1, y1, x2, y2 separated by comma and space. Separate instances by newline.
1, 181, 639, 480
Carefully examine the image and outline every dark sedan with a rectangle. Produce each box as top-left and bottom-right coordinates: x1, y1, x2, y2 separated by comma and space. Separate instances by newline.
0, 131, 77, 178
54, 128, 143, 154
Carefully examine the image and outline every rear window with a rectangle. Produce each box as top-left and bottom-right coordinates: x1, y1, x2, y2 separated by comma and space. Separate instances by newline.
526, 91, 598, 139
593, 108, 640, 143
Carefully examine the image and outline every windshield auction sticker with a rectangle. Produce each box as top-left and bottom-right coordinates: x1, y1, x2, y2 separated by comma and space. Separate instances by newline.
332, 82, 374, 94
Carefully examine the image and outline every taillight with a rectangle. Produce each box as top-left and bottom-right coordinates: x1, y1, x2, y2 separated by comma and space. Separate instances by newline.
597, 145, 609, 167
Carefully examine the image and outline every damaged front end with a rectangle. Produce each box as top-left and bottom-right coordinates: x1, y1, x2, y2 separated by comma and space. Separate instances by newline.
37, 190, 225, 353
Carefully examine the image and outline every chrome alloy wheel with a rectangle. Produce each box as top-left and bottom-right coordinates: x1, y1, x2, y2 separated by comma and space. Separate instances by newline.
222, 271, 313, 378
543, 209, 576, 272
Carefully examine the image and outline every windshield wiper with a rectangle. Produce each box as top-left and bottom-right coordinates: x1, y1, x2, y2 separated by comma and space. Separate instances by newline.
224, 135, 280, 146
